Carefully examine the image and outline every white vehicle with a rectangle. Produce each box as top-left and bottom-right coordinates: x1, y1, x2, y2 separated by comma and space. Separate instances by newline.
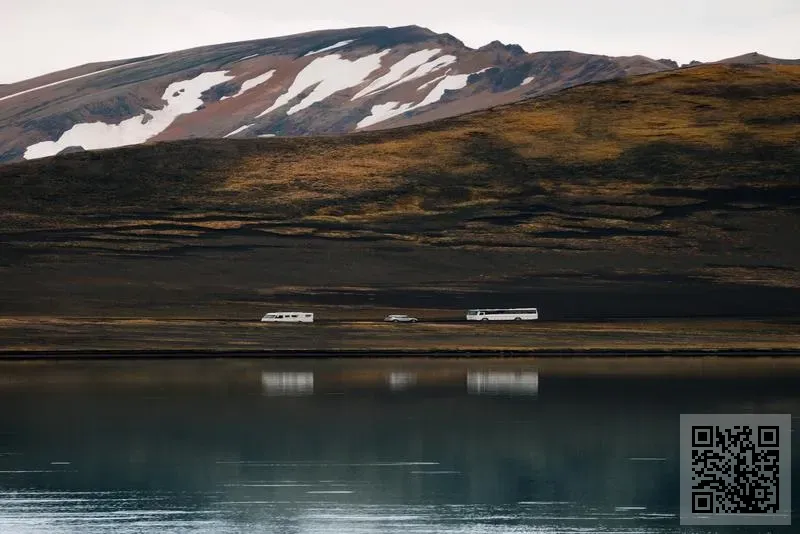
260, 312, 314, 323
384, 314, 418, 323
466, 308, 539, 321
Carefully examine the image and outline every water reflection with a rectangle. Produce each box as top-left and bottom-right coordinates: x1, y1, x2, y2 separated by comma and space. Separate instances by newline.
387, 372, 416, 391
466, 371, 539, 396
260, 369, 542, 395
261, 372, 314, 396
0, 358, 797, 533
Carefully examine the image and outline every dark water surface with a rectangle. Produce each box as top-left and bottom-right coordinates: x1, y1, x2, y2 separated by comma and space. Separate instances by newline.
0, 357, 798, 533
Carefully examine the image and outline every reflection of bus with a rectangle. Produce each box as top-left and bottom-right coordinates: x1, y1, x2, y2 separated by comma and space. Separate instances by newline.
467, 371, 539, 395
260, 312, 314, 323
466, 308, 539, 321
261, 372, 314, 396
387, 372, 417, 391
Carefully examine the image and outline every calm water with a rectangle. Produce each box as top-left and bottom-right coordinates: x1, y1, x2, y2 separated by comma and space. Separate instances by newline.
0, 358, 798, 533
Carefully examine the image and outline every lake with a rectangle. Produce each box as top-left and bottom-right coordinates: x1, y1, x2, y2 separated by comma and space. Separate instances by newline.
0, 357, 797, 533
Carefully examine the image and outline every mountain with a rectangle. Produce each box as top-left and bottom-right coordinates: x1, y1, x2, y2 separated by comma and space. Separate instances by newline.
1, 64, 798, 331
716, 52, 800, 65
0, 25, 674, 164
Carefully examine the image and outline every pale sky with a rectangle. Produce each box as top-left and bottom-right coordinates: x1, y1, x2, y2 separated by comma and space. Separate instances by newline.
2, 0, 798, 84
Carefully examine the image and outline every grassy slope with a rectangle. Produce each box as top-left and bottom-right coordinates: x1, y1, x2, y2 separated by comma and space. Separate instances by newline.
0, 64, 798, 349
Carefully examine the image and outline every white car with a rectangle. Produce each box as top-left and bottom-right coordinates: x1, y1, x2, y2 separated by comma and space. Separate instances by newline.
384, 314, 418, 323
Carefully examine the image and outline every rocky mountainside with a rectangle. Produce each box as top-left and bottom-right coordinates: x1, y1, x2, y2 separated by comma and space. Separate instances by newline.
0, 25, 675, 163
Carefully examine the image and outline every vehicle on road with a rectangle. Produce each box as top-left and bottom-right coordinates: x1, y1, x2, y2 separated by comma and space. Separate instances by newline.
384, 314, 419, 323
261, 312, 314, 323
465, 308, 539, 321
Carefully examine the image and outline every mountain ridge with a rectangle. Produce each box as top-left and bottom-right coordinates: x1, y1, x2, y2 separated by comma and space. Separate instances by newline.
1, 26, 797, 166
715, 52, 800, 65
0, 25, 674, 164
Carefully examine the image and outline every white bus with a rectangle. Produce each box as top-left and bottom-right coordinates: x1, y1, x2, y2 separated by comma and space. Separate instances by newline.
466, 308, 539, 321
260, 312, 314, 323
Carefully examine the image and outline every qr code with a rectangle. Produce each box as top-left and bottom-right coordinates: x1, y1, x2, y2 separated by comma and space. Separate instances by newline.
680, 414, 791, 526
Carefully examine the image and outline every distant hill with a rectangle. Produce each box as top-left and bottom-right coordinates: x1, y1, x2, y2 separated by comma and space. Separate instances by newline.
0, 64, 798, 321
716, 52, 800, 65
3, 25, 796, 167
0, 25, 675, 164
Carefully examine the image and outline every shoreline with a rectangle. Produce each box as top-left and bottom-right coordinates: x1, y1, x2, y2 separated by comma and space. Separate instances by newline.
3, 348, 800, 360
2, 317, 797, 357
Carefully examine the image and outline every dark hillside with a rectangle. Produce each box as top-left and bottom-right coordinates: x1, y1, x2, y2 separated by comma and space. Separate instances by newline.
1, 64, 798, 335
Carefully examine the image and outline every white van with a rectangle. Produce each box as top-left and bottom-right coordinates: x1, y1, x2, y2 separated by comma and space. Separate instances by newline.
260, 312, 314, 323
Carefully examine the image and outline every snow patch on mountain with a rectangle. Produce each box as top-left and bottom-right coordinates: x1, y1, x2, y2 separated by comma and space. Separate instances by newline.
220, 70, 275, 100
23, 71, 233, 160
257, 51, 390, 117
304, 40, 354, 57
357, 68, 484, 129
413, 72, 473, 108
356, 101, 414, 128
417, 73, 448, 91
416, 68, 488, 108
0, 59, 149, 103
380, 55, 457, 93
224, 124, 254, 137
235, 54, 260, 63
354, 53, 457, 100
352, 49, 443, 99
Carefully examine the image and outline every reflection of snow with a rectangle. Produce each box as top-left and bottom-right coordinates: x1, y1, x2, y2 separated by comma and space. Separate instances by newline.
261, 372, 314, 396
257, 51, 389, 117
24, 71, 233, 160
467, 371, 539, 395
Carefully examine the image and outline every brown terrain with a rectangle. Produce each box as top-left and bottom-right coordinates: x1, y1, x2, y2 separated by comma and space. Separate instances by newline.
0, 63, 798, 354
